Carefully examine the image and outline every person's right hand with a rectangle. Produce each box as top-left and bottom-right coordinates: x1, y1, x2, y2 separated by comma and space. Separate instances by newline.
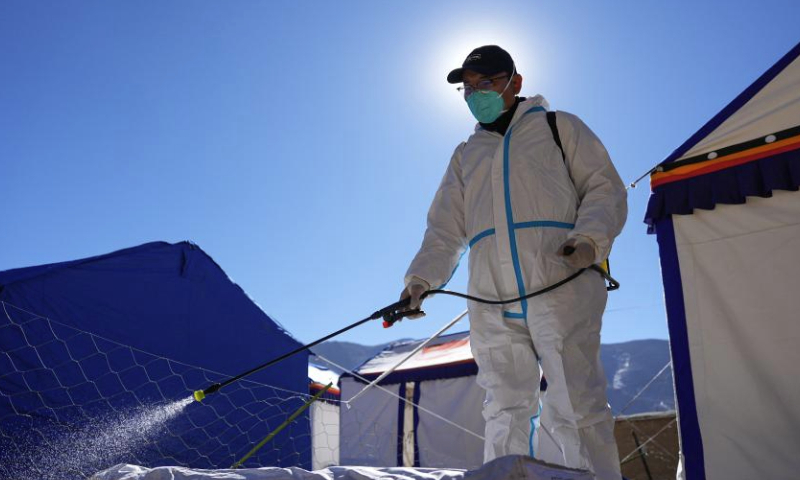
399, 277, 430, 320
557, 236, 597, 269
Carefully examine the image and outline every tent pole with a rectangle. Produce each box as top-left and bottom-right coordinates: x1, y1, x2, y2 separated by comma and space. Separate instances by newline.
230, 382, 333, 469
348, 309, 468, 404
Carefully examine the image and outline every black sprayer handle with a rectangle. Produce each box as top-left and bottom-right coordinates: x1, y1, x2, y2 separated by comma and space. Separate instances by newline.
371, 297, 411, 320
373, 297, 425, 328
382, 308, 425, 328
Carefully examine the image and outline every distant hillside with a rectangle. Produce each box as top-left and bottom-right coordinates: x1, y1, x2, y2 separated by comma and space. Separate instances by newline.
312, 338, 674, 415
601, 339, 674, 415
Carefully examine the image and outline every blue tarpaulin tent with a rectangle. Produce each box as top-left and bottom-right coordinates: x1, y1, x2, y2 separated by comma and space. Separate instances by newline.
0, 241, 311, 478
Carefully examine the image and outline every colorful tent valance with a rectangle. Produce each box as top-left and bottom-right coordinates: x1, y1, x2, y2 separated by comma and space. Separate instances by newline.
645, 128, 800, 232
644, 40, 800, 233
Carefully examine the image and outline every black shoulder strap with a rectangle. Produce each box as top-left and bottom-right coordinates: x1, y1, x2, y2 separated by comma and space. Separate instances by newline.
546, 111, 566, 163
547, 110, 615, 281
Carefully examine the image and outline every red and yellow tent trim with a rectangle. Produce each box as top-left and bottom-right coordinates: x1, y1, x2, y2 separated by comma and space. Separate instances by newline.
651, 127, 800, 188
310, 381, 340, 396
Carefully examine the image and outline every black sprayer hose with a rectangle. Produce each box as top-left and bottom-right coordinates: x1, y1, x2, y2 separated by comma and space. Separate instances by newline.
193, 264, 618, 401
422, 267, 582, 305
421, 264, 619, 306
383, 264, 618, 328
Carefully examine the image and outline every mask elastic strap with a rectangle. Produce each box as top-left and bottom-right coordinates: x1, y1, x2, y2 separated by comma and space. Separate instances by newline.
499, 64, 516, 96
494, 65, 516, 115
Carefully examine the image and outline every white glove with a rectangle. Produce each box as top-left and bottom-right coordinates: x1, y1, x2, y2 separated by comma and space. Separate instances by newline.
557, 237, 597, 269
399, 277, 430, 319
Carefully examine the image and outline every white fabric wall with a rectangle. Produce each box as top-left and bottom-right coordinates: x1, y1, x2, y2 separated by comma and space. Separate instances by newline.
673, 189, 800, 479
339, 374, 486, 469
311, 401, 340, 470
416, 376, 485, 469
339, 378, 399, 466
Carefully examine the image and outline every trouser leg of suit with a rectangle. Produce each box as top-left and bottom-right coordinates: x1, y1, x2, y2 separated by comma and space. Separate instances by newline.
530, 272, 621, 480
469, 302, 541, 462
470, 272, 620, 480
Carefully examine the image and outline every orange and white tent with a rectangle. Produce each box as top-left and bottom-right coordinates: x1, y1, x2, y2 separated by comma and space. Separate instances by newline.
338, 331, 486, 469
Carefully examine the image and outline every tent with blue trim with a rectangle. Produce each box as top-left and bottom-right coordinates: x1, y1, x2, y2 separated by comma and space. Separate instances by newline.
339, 331, 486, 469
645, 41, 800, 479
0, 241, 311, 477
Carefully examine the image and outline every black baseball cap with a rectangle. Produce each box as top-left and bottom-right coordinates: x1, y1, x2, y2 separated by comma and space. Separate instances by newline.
447, 45, 515, 84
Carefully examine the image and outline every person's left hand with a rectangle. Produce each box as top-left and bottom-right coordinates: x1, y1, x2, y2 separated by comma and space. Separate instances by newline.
557, 237, 596, 269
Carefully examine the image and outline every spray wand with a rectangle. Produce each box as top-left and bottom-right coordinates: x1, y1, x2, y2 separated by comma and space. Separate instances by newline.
192, 298, 421, 401
193, 261, 619, 401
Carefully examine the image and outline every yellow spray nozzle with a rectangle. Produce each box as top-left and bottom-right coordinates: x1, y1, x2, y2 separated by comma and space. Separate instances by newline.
193, 389, 206, 402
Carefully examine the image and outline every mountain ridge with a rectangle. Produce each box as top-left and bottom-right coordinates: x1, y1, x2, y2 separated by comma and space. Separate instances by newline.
312, 338, 674, 415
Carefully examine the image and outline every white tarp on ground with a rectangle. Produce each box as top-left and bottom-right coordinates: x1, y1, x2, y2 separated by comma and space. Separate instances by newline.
91, 454, 593, 480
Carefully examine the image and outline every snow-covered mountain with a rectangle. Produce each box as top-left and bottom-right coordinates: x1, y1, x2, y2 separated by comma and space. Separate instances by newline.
311, 340, 399, 373
312, 338, 674, 415
601, 339, 674, 415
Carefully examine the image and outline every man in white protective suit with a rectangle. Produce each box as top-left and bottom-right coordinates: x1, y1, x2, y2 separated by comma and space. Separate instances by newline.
399, 45, 627, 479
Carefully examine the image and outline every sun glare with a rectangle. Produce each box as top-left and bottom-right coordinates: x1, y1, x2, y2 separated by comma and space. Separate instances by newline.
423, 24, 545, 119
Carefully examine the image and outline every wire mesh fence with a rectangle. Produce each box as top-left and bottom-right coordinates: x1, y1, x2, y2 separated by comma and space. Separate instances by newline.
0, 301, 315, 480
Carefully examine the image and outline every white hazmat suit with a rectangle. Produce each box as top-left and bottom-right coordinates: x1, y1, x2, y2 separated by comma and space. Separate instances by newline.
405, 96, 627, 479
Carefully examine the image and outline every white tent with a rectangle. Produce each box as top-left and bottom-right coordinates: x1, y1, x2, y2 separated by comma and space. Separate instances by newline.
309, 363, 341, 470
645, 41, 800, 479
338, 331, 487, 469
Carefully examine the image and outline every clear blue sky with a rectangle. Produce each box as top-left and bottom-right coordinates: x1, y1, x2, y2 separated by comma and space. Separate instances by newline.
1, 1, 798, 348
